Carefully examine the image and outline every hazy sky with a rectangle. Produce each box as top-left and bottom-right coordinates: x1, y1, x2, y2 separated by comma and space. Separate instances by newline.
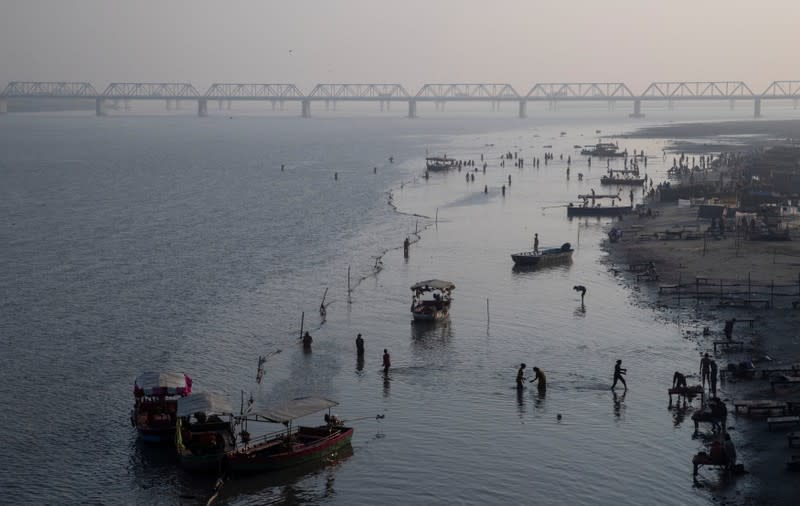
1, 0, 797, 94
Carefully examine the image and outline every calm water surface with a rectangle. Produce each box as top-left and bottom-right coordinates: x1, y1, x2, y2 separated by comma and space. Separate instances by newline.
1, 105, 793, 504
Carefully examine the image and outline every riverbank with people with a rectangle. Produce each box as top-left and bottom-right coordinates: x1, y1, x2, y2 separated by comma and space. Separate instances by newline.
604, 120, 800, 504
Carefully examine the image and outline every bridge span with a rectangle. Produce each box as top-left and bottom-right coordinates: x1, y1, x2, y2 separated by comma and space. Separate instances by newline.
1, 80, 799, 118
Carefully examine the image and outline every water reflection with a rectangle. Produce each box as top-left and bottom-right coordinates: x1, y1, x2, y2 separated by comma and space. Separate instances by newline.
612, 390, 627, 419
533, 387, 547, 409
410, 320, 453, 343
220, 444, 354, 504
511, 261, 572, 276
356, 356, 364, 374
383, 371, 391, 397
516, 385, 526, 417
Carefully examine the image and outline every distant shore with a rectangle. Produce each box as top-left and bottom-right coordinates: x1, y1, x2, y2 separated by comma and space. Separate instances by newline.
606, 119, 800, 505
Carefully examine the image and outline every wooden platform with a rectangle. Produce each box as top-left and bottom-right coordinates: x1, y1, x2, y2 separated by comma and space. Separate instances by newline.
714, 340, 744, 352
733, 400, 787, 416
767, 416, 800, 431
771, 376, 800, 392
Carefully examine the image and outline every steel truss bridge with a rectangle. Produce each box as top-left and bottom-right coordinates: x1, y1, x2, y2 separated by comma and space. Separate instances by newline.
1, 80, 799, 118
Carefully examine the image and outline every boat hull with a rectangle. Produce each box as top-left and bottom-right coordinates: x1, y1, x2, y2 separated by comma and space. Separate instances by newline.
601, 177, 644, 186
567, 205, 632, 217
412, 307, 449, 321
511, 249, 573, 267
227, 427, 354, 473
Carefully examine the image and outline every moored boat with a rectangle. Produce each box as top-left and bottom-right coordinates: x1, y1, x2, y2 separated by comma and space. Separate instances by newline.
425, 156, 458, 171
600, 175, 645, 186
410, 279, 455, 321
567, 193, 632, 217
580, 142, 627, 157
511, 243, 573, 267
175, 393, 235, 473
130, 371, 192, 443
227, 397, 353, 474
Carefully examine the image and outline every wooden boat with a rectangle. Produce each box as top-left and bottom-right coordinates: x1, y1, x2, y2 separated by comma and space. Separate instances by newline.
567, 204, 632, 217
130, 371, 192, 443
511, 243, 573, 267
175, 393, 235, 473
600, 175, 645, 186
425, 156, 457, 171
227, 397, 353, 474
580, 142, 627, 157
410, 279, 455, 321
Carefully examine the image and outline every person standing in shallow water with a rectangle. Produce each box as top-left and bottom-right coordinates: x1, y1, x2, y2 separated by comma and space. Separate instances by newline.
530, 366, 546, 392
700, 353, 712, 389
611, 359, 627, 390
356, 333, 364, 357
302, 331, 313, 351
382, 349, 391, 373
516, 363, 526, 389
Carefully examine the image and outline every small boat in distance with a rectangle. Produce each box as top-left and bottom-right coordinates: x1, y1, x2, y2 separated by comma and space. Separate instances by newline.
411, 279, 455, 322
226, 396, 353, 474
425, 156, 458, 171
600, 175, 645, 186
175, 393, 236, 473
580, 142, 627, 157
567, 193, 632, 217
511, 243, 574, 268
131, 371, 192, 443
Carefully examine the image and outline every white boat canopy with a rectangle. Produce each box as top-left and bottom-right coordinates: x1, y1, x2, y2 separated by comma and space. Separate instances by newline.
410, 279, 455, 291
252, 396, 339, 424
177, 392, 233, 417
135, 371, 187, 389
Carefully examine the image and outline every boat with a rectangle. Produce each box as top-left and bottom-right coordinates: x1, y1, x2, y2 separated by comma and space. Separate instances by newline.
567, 203, 633, 217
226, 396, 353, 474
410, 279, 455, 321
567, 193, 632, 217
425, 156, 458, 171
511, 243, 573, 267
600, 175, 645, 186
130, 371, 192, 443
175, 393, 235, 473
580, 142, 627, 157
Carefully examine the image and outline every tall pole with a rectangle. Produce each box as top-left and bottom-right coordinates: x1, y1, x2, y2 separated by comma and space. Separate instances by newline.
299, 312, 305, 340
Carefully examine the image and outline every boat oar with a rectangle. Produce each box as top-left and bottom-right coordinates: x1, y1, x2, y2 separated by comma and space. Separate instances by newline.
206, 474, 226, 506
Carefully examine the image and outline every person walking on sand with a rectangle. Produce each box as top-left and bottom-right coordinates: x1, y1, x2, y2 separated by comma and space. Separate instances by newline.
611, 359, 627, 390
356, 333, 364, 357
530, 366, 547, 392
700, 353, 712, 389
382, 349, 391, 373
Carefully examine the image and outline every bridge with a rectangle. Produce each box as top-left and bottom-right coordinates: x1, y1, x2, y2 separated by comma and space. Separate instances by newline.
1, 80, 799, 118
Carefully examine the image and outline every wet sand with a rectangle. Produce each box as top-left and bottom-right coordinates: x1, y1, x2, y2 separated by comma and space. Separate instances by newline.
605, 120, 800, 504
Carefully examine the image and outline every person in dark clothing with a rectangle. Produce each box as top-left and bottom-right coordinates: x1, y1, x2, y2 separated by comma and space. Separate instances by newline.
355, 333, 364, 357
723, 318, 736, 340
573, 285, 587, 304
382, 349, 391, 373
709, 360, 718, 396
516, 363, 526, 389
302, 331, 313, 350
672, 371, 687, 389
700, 353, 712, 389
611, 360, 627, 390
530, 366, 546, 392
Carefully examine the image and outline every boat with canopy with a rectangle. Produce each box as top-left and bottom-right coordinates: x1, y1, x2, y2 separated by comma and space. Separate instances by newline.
567, 192, 632, 217
130, 371, 192, 443
410, 279, 455, 321
226, 396, 353, 473
425, 156, 458, 171
175, 392, 235, 473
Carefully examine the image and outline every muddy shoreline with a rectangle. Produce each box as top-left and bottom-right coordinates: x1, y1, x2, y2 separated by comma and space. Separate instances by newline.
605, 120, 800, 505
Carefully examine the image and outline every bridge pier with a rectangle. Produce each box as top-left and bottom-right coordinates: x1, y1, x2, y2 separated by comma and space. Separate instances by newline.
408, 100, 417, 118
227, 100, 232, 110
198, 99, 208, 117
630, 99, 644, 118
218, 100, 224, 110
380, 100, 385, 112
729, 99, 735, 111
794, 99, 798, 110
608, 100, 616, 112
518, 100, 527, 119
95, 98, 106, 116
0, 98, 7, 114
301, 99, 311, 118
754, 98, 762, 118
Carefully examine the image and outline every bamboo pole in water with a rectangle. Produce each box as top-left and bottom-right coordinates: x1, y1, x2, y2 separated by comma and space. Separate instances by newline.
300, 311, 305, 339
347, 265, 352, 304
486, 298, 490, 324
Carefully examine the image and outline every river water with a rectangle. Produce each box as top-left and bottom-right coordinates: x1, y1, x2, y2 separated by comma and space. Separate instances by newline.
1, 103, 796, 504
